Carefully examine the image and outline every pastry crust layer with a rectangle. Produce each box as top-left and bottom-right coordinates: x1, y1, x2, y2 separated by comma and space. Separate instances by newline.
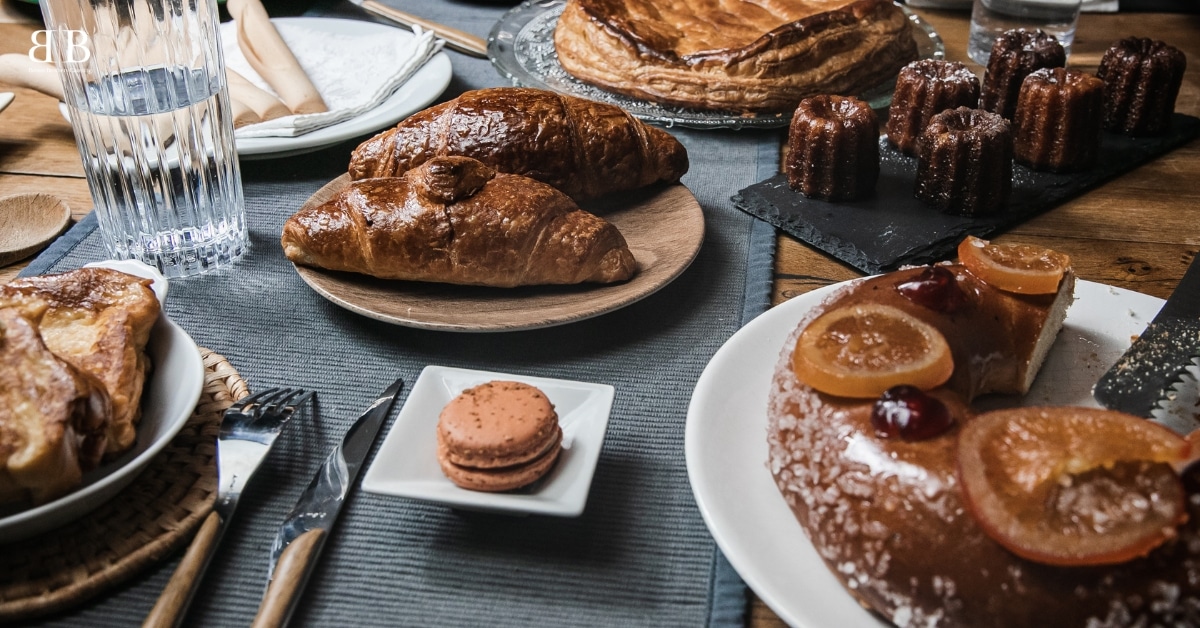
553, 0, 919, 113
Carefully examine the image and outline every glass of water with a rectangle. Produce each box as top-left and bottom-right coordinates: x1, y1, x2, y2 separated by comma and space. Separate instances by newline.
39, 0, 247, 278
968, 0, 1083, 65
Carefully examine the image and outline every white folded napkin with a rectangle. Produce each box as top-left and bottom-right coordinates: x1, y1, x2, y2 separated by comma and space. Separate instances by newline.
221, 21, 443, 138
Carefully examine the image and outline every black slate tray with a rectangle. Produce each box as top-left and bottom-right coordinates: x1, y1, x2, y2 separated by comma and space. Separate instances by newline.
733, 113, 1200, 274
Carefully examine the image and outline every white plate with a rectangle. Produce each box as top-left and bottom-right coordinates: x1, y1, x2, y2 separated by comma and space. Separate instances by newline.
57, 18, 453, 160
362, 365, 614, 517
0, 259, 204, 543
230, 17, 452, 160
685, 279, 1165, 627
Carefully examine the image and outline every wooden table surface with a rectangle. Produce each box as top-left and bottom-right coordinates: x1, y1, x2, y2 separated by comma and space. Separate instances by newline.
2, 3, 1198, 626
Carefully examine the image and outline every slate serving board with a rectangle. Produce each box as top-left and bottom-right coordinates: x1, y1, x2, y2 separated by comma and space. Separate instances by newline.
733, 113, 1200, 274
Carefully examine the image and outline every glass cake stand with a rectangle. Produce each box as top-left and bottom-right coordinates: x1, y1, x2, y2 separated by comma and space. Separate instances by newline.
488, 0, 946, 130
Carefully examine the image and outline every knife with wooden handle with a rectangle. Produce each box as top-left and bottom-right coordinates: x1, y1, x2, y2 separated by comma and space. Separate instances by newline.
348, 0, 488, 58
251, 379, 404, 628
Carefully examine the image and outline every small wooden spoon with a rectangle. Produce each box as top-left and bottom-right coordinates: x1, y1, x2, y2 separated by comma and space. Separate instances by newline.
0, 193, 72, 267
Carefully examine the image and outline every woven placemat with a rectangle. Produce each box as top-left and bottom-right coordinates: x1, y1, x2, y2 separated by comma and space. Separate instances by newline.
0, 349, 243, 623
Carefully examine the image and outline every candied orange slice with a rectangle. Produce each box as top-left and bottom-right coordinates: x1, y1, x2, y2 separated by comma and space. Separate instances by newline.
958, 407, 1190, 567
957, 235, 1070, 294
792, 303, 954, 398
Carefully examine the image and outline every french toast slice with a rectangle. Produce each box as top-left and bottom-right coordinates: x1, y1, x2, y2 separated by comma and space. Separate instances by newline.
0, 268, 160, 455
0, 308, 109, 505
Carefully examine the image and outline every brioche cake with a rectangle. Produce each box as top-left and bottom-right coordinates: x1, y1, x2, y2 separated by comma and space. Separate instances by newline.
767, 237, 1200, 626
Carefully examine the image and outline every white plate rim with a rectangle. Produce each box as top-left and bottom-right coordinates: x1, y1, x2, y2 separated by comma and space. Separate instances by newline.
0, 260, 205, 543
361, 365, 614, 517
685, 278, 1166, 627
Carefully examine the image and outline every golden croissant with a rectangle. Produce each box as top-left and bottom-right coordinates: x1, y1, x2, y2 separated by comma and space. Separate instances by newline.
348, 87, 689, 200
282, 156, 637, 287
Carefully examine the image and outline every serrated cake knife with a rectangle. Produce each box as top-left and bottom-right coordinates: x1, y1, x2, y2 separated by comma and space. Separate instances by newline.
250, 378, 404, 628
1093, 254, 1200, 421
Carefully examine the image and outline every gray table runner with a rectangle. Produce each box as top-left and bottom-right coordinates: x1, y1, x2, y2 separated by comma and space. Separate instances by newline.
20, 2, 784, 625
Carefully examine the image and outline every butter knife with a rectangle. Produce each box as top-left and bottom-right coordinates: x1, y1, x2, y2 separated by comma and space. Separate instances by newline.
1093, 254, 1200, 422
250, 378, 404, 628
348, 0, 488, 58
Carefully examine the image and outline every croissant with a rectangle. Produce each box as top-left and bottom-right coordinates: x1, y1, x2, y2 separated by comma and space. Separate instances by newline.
282, 156, 637, 287
347, 87, 689, 201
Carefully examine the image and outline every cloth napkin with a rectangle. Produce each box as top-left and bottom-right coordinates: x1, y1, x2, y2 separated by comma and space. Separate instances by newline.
226, 0, 328, 115
221, 21, 443, 138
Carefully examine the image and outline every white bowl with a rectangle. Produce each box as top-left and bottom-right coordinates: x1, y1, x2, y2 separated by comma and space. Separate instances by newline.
0, 259, 204, 543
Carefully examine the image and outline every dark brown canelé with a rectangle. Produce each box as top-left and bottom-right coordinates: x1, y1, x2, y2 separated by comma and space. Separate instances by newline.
981, 29, 1066, 121
786, 95, 879, 202
1097, 37, 1187, 135
915, 107, 1012, 216
887, 59, 981, 155
1014, 68, 1105, 172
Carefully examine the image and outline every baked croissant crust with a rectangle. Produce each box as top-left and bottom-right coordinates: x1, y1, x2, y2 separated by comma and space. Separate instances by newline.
283, 157, 637, 288
348, 87, 689, 201
553, 0, 919, 113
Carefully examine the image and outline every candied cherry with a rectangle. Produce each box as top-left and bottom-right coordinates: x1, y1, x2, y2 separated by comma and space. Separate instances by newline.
957, 235, 1071, 294
792, 303, 954, 398
957, 406, 1190, 566
871, 385, 955, 440
895, 266, 967, 313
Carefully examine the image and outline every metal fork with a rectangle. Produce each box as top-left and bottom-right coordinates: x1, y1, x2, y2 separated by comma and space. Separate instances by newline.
144, 388, 314, 628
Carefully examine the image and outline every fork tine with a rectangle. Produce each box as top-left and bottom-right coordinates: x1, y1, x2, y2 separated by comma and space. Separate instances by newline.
253, 388, 297, 415
227, 387, 282, 414
285, 390, 315, 411
267, 389, 314, 415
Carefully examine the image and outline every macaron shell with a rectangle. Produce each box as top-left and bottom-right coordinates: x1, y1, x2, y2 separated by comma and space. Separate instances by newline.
439, 421, 560, 469
437, 380, 559, 468
438, 426, 563, 492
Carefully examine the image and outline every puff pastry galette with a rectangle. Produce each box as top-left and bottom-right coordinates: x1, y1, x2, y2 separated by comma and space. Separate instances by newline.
553, 0, 919, 113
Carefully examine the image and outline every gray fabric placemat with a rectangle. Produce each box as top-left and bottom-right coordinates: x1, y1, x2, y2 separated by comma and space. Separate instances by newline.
17, 2, 783, 625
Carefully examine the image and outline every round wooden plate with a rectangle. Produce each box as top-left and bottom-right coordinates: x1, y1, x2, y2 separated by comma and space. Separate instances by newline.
291, 174, 705, 332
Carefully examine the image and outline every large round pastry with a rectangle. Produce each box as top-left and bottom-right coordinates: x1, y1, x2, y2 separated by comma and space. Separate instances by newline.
766, 239, 1200, 627
552, 0, 918, 113
1098, 37, 1187, 135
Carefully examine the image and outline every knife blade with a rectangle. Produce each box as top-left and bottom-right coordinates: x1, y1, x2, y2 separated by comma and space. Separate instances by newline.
250, 378, 404, 628
1093, 255, 1200, 420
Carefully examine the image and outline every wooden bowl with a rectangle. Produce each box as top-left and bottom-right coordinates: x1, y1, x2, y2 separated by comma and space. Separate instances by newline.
0, 193, 72, 267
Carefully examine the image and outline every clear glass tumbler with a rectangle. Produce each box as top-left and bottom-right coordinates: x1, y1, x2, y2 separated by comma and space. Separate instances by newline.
967, 0, 1083, 65
40, 0, 247, 278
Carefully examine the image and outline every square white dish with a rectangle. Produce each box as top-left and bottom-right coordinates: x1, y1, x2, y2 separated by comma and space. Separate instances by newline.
362, 365, 614, 517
